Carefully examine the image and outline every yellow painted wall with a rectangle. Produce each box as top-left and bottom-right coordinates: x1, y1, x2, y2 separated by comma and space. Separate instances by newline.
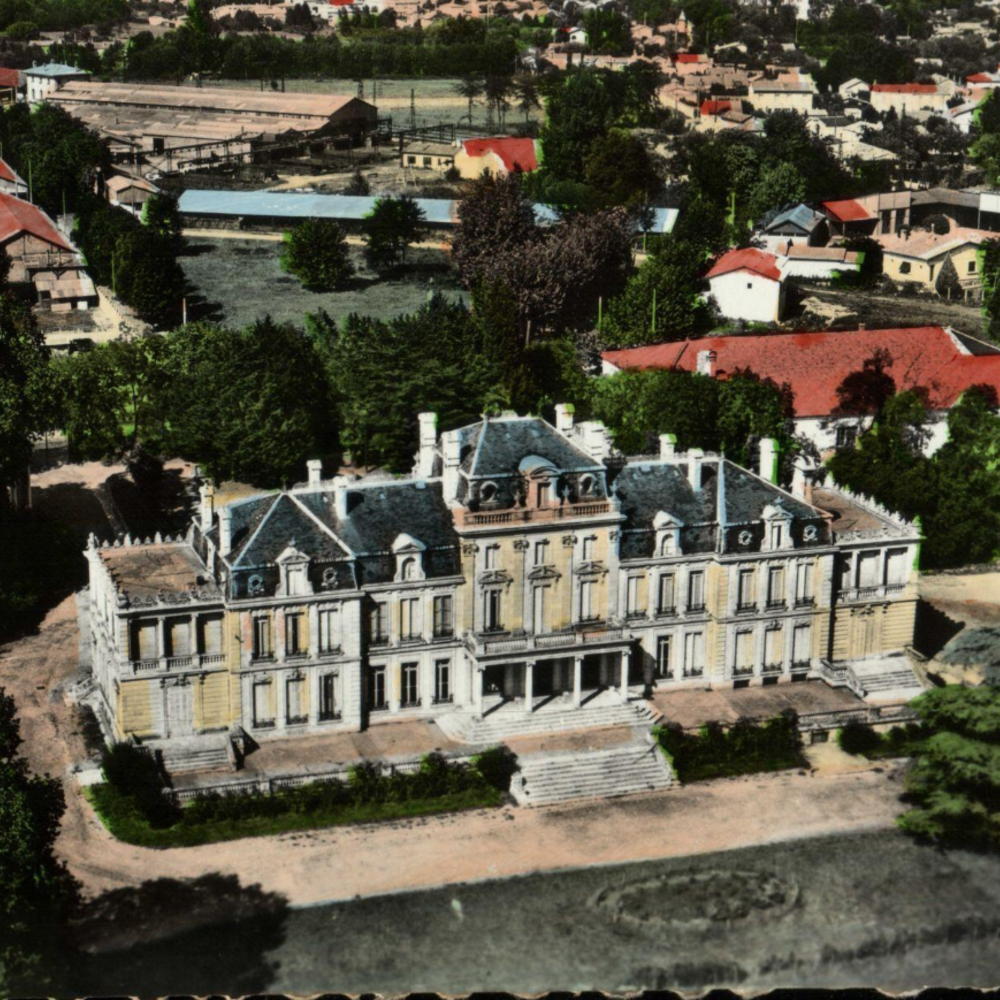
194, 671, 232, 731
118, 678, 158, 739
884, 245, 980, 289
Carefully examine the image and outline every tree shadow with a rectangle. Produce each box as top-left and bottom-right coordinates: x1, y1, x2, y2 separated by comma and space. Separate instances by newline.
70, 873, 289, 998
106, 467, 198, 538
915, 599, 965, 660
183, 289, 225, 324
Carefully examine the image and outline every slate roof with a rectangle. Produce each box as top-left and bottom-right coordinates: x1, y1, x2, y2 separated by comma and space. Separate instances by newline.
230, 493, 349, 567
464, 416, 602, 480
25, 63, 89, 78
763, 203, 824, 235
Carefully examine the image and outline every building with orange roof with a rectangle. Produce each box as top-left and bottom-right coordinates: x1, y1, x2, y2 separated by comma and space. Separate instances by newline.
454, 136, 539, 179
706, 247, 786, 323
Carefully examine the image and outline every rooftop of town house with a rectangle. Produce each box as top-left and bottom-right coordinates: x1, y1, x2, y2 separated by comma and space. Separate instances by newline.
871, 83, 941, 94
0, 155, 23, 185
24, 62, 90, 78
878, 225, 994, 259
97, 540, 220, 606
808, 485, 909, 538
0, 193, 72, 250
706, 247, 783, 282
601, 325, 1000, 418
776, 243, 860, 263
402, 140, 457, 157
460, 137, 539, 172
822, 198, 875, 223
762, 203, 826, 234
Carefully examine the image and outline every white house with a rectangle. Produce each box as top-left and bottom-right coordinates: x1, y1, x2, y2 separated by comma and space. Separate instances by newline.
24, 63, 90, 104
706, 247, 785, 324
775, 243, 861, 280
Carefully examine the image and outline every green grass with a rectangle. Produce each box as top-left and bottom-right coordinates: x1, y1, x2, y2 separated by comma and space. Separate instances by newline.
85, 782, 503, 848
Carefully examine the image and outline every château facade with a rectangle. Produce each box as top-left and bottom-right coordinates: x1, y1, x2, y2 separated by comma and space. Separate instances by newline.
85, 409, 921, 745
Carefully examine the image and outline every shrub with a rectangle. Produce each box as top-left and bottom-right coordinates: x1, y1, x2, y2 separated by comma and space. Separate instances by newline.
281, 218, 355, 291
444, 165, 461, 182
473, 745, 519, 792
837, 720, 883, 757
101, 742, 178, 827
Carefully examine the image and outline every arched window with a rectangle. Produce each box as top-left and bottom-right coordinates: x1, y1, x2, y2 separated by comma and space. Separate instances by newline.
481, 482, 498, 504
660, 534, 676, 557
579, 474, 596, 496
401, 557, 418, 581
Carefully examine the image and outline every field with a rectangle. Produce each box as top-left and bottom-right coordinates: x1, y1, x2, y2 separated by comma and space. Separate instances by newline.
73, 828, 1000, 996
180, 236, 467, 328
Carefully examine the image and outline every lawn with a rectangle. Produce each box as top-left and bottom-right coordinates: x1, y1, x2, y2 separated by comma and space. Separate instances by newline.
85, 781, 503, 848
180, 237, 467, 329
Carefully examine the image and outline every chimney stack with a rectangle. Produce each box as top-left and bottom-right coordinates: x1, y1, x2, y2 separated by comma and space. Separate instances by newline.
576, 420, 612, 461
696, 349, 717, 377
332, 476, 350, 520
199, 483, 215, 532
687, 448, 704, 490
555, 402, 575, 435
791, 457, 815, 501
442, 430, 462, 503
307, 459, 323, 487
218, 506, 232, 556
759, 438, 778, 483
659, 433, 677, 460
416, 412, 438, 479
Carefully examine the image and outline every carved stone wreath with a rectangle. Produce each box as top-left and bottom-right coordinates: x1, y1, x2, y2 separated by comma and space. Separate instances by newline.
248, 574, 265, 596
803, 525, 819, 542
738, 530, 754, 546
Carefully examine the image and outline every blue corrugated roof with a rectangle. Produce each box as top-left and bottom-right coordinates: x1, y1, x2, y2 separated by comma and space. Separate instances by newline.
178, 189, 679, 234
27, 63, 89, 78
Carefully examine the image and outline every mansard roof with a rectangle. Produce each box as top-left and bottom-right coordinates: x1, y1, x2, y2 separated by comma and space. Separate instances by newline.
462, 415, 602, 479
229, 493, 349, 567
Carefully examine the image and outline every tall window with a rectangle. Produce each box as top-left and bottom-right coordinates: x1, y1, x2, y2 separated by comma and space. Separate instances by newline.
764, 626, 783, 669
319, 608, 339, 652
795, 562, 814, 604
167, 618, 191, 658
582, 536, 596, 561
688, 570, 705, 611
737, 568, 755, 610
656, 636, 672, 679
401, 557, 419, 581
199, 615, 223, 656
484, 544, 499, 570
534, 539, 550, 565
253, 616, 272, 659
485, 589, 503, 631
286, 674, 306, 723
131, 620, 157, 660
285, 612, 306, 657
735, 629, 754, 674
792, 623, 811, 667
767, 565, 786, 608
626, 576, 642, 616
769, 523, 785, 550
319, 673, 338, 720
684, 631, 705, 676
369, 601, 388, 644
537, 481, 551, 506
533, 585, 549, 633
579, 580, 596, 621
252, 679, 273, 727
885, 548, 908, 586
401, 662, 419, 707
435, 659, 452, 703
433, 595, 453, 637
658, 574, 675, 614
400, 597, 420, 640
370, 667, 387, 710
857, 551, 880, 588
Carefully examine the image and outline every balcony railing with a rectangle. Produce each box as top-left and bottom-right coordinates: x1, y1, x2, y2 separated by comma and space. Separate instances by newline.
735, 603, 757, 615
794, 596, 816, 608
838, 583, 907, 604
459, 501, 613, 528
762, 662, 784, 675
465, 621, 630, 656
131, 651, 227, 673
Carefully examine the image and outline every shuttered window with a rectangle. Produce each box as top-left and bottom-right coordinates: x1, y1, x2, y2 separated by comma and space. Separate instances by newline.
793, 623, 811, 665
286, 675, 305, 722
319, 608, 339, 652
684, 631, 705, 676
765, 627, 783, 667
885, 548, 908, 586
735, 630, 754, 671
253, 680, 273, 726
132, 620, 157, 660
200, 615, 223, 655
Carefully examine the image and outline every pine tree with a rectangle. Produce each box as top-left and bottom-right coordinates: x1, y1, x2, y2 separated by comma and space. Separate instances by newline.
935, 253, 962, 300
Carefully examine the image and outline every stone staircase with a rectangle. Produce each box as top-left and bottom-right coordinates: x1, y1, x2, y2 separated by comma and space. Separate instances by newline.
512, 741, 674, 807
438, 694, 660, 744
154, 734, 232, 775
849, 656, 926, 701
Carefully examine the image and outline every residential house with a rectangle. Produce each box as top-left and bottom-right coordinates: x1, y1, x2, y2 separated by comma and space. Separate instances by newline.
775, 243, 861, 280
706, 247, 786, 324
747, 77, 816, 114
879, 226, 991, 301
0, 156, 28, 197
105, 174, 158, 216
24, 63, 91, 105
870, 82, 952, 116
0, 68, 21, 105
85, 408, 921, 752
601, 325, 1000, 455
756, 203, 828, 253
822, 188, 1000, 239
400, 140, 457, 172
838, 78, 870, 101
454, 137, 539, 179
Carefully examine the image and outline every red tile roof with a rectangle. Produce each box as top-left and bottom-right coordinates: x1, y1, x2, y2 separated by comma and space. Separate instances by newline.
601, 326, 1000, 417
673, 53, 706, 63
967, 72, 994, 83
700, 98, 732, 116
706, 247, 781, 282
871, 83, 938, 94
461, 137, 538, 173
0, 156, 20, 184
0, 68, 20, 89
0, 193, 71, 250
822, 198, 874, 223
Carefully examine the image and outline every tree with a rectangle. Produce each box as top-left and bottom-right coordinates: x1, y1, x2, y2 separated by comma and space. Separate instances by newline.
512, 74, 540, 124
935, 253, 962, 300
583, 129, 663, 208
0, 688, 79, 996
362, 196, 426, 272
281, 218, 355, 291
581, 8, 632, 54
898, 686, 1000, 849
141, 191, 183, 254
454, 73, 484, 124
163, 319, 333, 487
113, 227, 186, 327
746, 160, 807, 228
833, 348, 897, 426
345, 168, 370, 196
0, 294, 49, 497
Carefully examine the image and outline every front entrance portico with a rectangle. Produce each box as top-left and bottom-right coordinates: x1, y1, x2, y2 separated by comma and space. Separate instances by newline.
475, 649, 633, 719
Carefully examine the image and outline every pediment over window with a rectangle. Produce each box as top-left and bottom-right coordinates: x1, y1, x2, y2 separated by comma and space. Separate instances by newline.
392, 533, 427, 581
528, 565, 562, 582
654, 510, 684, 556
276, 542, 312, 596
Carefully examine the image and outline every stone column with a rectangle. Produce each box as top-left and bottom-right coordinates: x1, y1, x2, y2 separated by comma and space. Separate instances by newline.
620, 649, 631, 701
525, 660, 535, 714
474, 665, 484, 718
573, 655, 583, 707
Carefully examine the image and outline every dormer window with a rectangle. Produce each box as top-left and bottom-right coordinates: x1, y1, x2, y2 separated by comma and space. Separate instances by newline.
579, 474, 596, 497
761, 504, 793, 552
275, 544, 313, 597
653, 510, 684, 558
537, 480, 551, 506
481, 481, 498, 504
392, 533, 426, 582
770, 523, 784, 549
